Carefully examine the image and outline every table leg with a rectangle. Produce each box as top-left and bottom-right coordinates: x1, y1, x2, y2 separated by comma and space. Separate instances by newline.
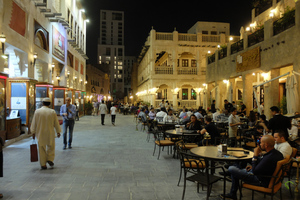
295, 163, 299, 193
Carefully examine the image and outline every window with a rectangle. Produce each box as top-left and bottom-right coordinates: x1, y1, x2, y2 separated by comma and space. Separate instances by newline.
182, 89, 188, 100
182, 59, 188, 67
211, 31, 217, 35
118, 48, 123, 56
220, 31, 226, 34
202, 31, 208, 34
118, 61, 123, 65
164, 89, 167, 99
191, 89, 197, 100
118, 79, 122, 82
106, 48, 111, 56
102, 12, 106, 20
177, 59, 180, 67
118, 75, 122, 78
191, 60, 196, 67
118, 66, 123, 70
112, 13, 122, 20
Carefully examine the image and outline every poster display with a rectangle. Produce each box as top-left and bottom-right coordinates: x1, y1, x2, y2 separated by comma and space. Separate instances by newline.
52, 26, 65, 61
11, 83, 27, 124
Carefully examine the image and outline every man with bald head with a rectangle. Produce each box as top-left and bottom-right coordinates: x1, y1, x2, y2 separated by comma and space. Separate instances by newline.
221, 135, 284, 199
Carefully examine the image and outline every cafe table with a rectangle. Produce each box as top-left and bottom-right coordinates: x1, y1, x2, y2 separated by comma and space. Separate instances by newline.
190, 146, 254, 162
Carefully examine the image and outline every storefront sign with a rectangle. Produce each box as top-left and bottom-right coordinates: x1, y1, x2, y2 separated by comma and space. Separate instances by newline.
236, 46, 260, 73
52, 26, 65, 61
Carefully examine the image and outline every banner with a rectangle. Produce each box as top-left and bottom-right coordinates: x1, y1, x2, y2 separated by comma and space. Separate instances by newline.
236, 46, 261, 73
52, 26, 65, 61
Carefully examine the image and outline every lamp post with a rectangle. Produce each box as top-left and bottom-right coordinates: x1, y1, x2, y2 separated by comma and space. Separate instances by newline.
33, 53, 38, 67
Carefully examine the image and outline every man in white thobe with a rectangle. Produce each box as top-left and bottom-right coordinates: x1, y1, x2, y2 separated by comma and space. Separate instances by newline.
99, 100, 108, 125
31, 98, 61, 169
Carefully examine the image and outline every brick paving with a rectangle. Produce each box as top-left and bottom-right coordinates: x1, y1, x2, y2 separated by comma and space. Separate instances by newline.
0, 114, 298, 200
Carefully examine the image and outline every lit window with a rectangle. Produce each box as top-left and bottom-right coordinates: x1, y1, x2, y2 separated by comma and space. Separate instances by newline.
106, 56, 111, 61
114, 74, 116, 78
118, 66, 123, 70
114, 66, 116, 69
118, 75, 122, 78
118, 62, 123, 65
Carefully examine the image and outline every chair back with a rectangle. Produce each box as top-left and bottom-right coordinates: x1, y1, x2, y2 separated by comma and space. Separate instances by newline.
268, 157, 291, 189
291, 147, 298, 158
156, 117, 164, 122
179, 151, 205, 173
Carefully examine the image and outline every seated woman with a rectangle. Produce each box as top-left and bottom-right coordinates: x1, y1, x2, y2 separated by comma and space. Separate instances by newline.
258, 114, 269, 133
163, 109, 176, 122
186, 114, 202, 131
248, 111, 258, 129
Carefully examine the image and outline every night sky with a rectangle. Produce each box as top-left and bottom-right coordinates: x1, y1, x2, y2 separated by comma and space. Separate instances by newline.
80, 0, 253, 65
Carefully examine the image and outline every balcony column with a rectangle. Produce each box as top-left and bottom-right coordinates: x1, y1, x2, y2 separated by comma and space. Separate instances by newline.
264, 19, 273, 40
171, 88, 179, 110
242, 74, 254, 116
172, 50, 178, 75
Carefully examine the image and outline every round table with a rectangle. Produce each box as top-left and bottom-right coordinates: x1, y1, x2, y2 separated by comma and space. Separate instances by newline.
190, 146, 254, 161
165, 129, 197, 136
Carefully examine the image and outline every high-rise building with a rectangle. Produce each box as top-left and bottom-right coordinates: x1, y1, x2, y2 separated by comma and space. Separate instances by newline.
98, 10, 124, 99
124, 56, 136, 98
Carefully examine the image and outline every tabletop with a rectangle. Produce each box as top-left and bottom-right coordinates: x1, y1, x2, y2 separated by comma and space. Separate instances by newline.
190, 146, 254, 161
165, 129, 197, 136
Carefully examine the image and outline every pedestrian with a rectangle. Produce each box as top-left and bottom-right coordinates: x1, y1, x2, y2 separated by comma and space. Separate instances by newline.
99, 100, 108, 125
60, 97, 76, 150
228, 107, 243, 147
74, 102, 79, 121
110, 104, 117, 125
31, 98, 61, 169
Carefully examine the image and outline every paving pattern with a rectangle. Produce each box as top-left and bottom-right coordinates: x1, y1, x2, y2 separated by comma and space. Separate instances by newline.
0, 113, 298, 200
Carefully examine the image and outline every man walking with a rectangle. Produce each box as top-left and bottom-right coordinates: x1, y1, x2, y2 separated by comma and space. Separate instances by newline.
31, 98, 61, 169
60, 97, 76, 150
99, 100, 107, 125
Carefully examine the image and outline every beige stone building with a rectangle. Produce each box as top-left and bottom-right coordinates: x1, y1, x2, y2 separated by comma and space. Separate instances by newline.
206, 0, 300, 118
134, 23, 239, 109
0, 0, 88, 131
85, 64, 110, 102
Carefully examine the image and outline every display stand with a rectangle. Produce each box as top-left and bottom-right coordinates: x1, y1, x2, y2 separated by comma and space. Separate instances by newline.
53, 86, 66, 115
7, 77, 37, 126
36, 83, 54, 109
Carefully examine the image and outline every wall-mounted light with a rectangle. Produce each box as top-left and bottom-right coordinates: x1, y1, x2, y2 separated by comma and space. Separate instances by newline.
223, 79, 229, 84
208, 50, 211, 54
252, 73, 255, 76
80, 9, 85, 13
202, 83, 207, 87
74, 76, 77, 79
51, 63, 55, 74
269, 9, 276, 18
246, 27, 250, 32
85, 81, 87, 84
32, 53, 38, 67
84, 19, 90, 23
217, 45, 220, 48
0, 33, 6, 54
229, 37, 233, 41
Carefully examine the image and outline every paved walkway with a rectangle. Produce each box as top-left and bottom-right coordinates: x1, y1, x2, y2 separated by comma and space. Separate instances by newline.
0, 114, 298, 200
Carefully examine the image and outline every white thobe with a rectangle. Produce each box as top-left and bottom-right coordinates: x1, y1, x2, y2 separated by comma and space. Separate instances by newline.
31, 106, 62, 166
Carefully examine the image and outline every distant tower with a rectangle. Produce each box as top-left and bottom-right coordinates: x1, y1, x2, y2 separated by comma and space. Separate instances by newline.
98, 10, 124, 99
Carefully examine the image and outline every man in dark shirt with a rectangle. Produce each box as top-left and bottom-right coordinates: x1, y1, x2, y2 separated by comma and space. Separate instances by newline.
267, 106, 291, 140
224, 99, 233, 112
221, 135, 283, 199
239, 102, 247, 116
198, 116, 219, 145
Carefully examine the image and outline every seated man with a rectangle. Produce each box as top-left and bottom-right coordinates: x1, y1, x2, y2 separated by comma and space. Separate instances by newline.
179, 108, 188, 119
194, 110, 204, 120
216, 109, 230, 122
221, 135, 283, 200
163, 109, 176, 122
198, 116, 219, 146
137, 107, 147, 123
274, 130, 292, 158
155, 107, 167, 122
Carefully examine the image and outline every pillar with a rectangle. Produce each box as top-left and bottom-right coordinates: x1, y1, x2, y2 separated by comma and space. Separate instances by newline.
172, 93, 178, 110
264, 69, 280, 119
196, 92, 201, 108
242, 74, 253, 116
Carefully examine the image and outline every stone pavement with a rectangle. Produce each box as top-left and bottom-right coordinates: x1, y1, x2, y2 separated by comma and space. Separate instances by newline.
0, 114, 298, 200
